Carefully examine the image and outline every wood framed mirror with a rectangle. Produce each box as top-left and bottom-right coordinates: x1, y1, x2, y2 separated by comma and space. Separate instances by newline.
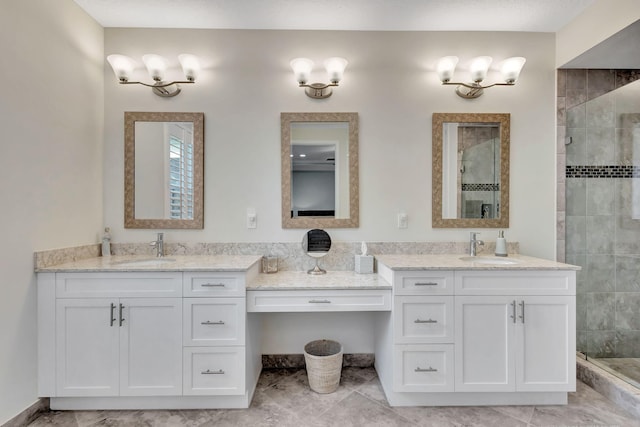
432, 113, 510, 228
281, 112, 359, 229
124, 111, 204, 229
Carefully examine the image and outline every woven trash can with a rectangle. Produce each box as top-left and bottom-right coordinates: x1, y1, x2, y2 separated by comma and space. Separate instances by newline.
304, 339, 343, 394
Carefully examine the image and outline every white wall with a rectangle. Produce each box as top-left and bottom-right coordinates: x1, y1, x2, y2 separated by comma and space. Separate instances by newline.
0, 1, 103, 424
104, 29, 557, 258
556, 0, 640, 67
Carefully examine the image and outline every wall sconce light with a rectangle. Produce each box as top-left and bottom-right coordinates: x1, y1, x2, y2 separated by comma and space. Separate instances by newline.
436, 56, 526, 99
290, 57, 348, 99
106, 53, 200, 97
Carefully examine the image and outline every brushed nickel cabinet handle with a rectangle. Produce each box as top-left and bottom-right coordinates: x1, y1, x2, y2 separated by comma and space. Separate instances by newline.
510, 300, 516, 324
201, 283, 225, 287
119, 303, 125, 326
414, 318, 438, 324
110, 303, 116, 327
201, 320, 225, 325
309, 300, 331, 304
415, 282, 438, 286
201, 369, 225, 375
519, 301, 525, 323
415, 366, 437, 372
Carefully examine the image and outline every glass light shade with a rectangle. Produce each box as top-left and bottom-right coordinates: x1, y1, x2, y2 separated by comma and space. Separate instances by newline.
436, 56, 459, 82
142, 54, 168, 81
106, 54, 135, 82
324, 57, 348, 83
500, 57, 526, 83
178, 54, 200, 81
469, 56, 492, 82
290, 58, 314, 84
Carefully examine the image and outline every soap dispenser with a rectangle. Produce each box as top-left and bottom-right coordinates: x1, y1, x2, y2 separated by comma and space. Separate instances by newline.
102, 227, 111, 257
495, 230, 507, 257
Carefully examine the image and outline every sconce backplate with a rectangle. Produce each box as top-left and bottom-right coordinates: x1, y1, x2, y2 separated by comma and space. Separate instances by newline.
305, 83, 333, 99
152, 82, 182, 97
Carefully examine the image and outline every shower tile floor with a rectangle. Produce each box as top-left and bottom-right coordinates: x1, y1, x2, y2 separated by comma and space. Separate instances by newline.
27, 367, 640, 426
593, 357, 640, 388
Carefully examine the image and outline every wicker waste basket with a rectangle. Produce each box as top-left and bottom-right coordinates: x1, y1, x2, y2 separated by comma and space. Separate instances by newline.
304, 339, 343, 394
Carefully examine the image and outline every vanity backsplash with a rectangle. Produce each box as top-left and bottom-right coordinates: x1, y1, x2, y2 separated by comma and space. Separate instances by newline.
35, 241, 519, 271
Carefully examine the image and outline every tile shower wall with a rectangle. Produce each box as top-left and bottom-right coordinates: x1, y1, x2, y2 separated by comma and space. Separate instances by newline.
557, 69, 640, 358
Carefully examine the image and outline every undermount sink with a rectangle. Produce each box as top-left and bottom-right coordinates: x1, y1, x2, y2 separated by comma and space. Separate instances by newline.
459, 256, 520, 265
113, 258, 177, 266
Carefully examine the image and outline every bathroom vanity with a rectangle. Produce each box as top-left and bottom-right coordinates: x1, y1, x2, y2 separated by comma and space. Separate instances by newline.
36, 253, 577, 409
374, 254, 577, 406
37, 255, 263, 410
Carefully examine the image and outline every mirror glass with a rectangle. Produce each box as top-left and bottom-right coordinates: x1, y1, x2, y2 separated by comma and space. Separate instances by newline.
302, 229, 332, 274
282, 112, 359, 228
432, 113, 510, 228
124, 112, 204, 229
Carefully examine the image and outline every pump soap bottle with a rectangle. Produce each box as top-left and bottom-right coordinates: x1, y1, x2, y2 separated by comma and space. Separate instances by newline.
102, 227, 111, 257
495, 230, 507, 257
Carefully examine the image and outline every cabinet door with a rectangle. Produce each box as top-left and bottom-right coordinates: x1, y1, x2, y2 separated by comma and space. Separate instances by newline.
454, 296, 516, 392
119, 298, 182, 396
56, 299, 119, 396
516, 296, 576, 392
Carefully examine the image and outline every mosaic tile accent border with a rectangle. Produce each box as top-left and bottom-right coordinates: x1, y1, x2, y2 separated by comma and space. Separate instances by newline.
566, 165, 640, 178
461, 183, 500, 191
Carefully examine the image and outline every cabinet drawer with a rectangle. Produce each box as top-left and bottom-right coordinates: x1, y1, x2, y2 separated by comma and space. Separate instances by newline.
246, 290, 391, 312
394, 271, 454, 295
55, 272, 182, 298
394, 296, 453, 344
183, 272, 245, 297
183, 347, 245, 395
393, 344, 454, 392
183, 298, 245, 346
454, 271, 576, 295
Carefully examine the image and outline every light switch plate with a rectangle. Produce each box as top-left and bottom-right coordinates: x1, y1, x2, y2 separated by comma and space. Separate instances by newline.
247, 211, 257, 229
398, 213, 408, 229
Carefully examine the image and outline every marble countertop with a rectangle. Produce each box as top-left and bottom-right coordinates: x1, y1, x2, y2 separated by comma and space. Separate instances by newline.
376, 254, 581, 270
35, 255, 262, 272
247, 270, 389, 290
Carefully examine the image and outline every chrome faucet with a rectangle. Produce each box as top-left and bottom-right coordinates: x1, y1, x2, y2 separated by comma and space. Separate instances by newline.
150, 232, 164, 257
469, 232, 484, 256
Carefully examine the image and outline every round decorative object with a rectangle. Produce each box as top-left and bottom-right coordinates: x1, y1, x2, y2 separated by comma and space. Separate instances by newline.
302, 229, 331, 274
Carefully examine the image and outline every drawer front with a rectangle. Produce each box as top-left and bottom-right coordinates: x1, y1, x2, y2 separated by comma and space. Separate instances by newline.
393, 344, 454, 392
246, 290, 391, 312
183, 272, 245, 297
183, 298, 246, 346
394, 296, 454, 344
55, 272, 182, 298
394, 271, 454, 295
454, 270, 576, 296
183, 347, 245, 395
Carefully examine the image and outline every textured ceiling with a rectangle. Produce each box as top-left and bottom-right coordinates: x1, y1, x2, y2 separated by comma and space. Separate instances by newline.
73, 0, 595, 32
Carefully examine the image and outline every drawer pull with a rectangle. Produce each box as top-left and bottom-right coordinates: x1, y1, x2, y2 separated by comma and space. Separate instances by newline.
201, 369, 225, 375
201, 283, 226, 287
201, 320, 225, 325
414, 318, 438, 324
309, 299, 331, 304
415, 366, 438, 373
414, 282, 438, 286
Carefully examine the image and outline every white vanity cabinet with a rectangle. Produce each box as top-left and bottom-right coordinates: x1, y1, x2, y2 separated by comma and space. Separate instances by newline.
375, 261, 576, 407
454, 271, 576, 393
389, 271, 455, 393
182, 272, 249, 396
51, 273, 183, 397
37, 257, 261, 410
